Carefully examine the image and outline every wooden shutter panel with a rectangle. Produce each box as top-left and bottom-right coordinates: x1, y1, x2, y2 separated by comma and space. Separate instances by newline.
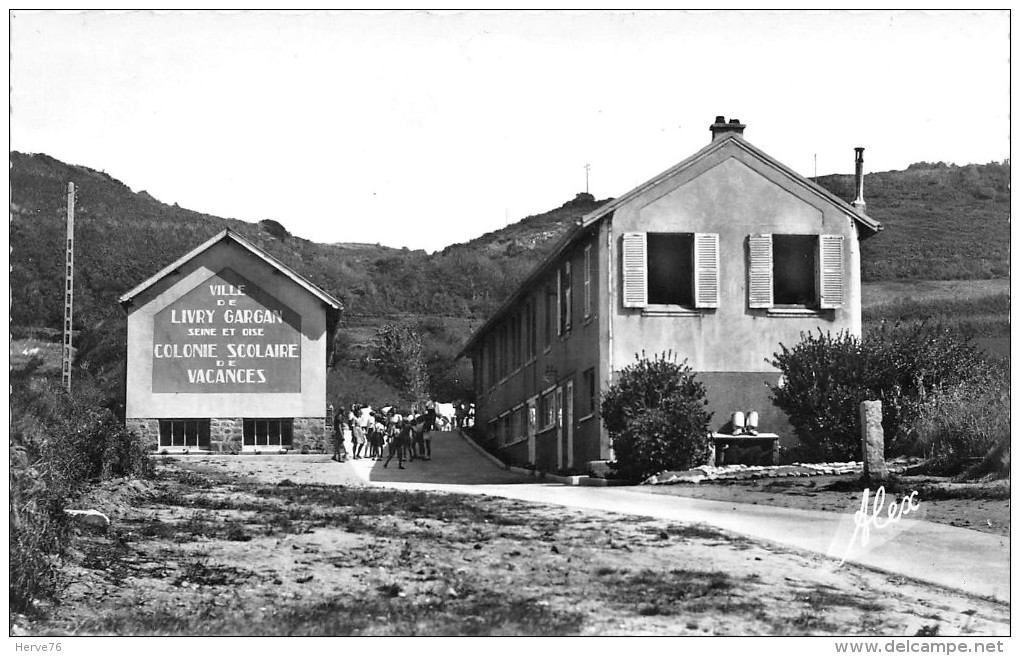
748, 234, 773, 308
693, 233, 720, 308
818, 234, 845, 309
556, 269, 563, 335
621, 232, 647, 308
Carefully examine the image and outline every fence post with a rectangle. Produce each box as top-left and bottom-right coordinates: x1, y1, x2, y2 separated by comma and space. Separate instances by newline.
860, 400, 888, 483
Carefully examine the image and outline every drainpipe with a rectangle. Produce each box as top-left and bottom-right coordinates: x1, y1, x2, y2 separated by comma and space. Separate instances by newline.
852, 147, 866, 213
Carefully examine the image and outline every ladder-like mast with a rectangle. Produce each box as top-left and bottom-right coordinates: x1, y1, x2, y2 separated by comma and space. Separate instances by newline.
62, 182, 75, 391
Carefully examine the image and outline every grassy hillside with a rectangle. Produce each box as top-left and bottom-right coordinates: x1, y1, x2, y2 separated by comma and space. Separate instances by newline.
10, 152, 1009, 407
813, 161, 1010, 281
10, 152, 608, 331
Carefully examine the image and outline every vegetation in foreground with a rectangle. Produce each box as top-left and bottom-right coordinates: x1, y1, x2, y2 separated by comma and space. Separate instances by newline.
10, 359, 154, 615
13, 461, 1008, 636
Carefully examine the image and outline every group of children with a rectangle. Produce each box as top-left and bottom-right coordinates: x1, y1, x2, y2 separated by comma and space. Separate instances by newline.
331, 403, 438, 470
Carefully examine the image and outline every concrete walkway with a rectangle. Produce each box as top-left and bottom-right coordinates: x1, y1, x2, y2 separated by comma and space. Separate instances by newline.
348, 431, 1010, 604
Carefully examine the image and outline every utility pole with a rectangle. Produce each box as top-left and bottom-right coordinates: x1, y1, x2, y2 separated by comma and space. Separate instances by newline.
584, 163, 591, 194
62, 182, 75, 392
814, 154, 817, 179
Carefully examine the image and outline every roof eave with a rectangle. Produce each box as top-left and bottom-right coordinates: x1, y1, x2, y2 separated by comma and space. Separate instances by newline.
458, 220, 598, 358
118, 228, 343, 311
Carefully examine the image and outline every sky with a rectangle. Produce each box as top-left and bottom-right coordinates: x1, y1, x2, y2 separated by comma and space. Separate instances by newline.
10, 10, 1011, 253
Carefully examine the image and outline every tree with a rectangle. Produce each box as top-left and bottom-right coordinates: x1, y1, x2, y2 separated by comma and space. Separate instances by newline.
368, 322, 429, 406
258, 219, 290, 241
601, 352, 713, 481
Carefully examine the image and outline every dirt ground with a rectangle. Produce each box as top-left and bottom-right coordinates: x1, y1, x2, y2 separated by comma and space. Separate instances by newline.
13, 456, 1010, 637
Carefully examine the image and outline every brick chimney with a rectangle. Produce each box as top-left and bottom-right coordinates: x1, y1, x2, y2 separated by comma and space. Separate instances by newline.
852, 147, 866, 213
710, 116, 745, 142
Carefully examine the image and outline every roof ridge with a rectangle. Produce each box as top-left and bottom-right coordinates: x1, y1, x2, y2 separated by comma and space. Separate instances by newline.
118, 228, 342, 310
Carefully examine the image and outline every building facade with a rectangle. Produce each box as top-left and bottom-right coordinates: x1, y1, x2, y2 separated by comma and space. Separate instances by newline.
120, 229, 342, 453
462, 117, 881, 472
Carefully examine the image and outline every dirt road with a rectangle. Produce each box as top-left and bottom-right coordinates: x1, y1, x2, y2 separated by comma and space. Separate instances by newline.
17, 454, 1008, 636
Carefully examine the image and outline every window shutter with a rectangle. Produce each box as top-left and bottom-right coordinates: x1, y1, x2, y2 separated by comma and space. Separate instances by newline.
556, 269, 563, 335
818, 234, 844, 309
693, 233, 720, 308
563, 261, 572, 330
587, 246, 595, 318
621, 232, 647, 308
748, 234, 773, 308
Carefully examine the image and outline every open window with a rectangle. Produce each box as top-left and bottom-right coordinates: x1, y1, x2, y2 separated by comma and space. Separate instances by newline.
622, 232, 719, 310
748, 234, 844, 310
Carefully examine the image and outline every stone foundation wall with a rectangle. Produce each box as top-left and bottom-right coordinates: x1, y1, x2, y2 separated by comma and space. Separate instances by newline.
126, 418, 160, 449
126, 416, 333, 454
293, 417, 329, 454
211, 418, 243, 453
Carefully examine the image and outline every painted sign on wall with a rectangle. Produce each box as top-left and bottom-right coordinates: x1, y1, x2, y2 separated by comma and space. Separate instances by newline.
152, 268, 301, 392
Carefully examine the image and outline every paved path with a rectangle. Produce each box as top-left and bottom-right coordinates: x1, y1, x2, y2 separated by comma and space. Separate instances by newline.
347, 431, 1010, 603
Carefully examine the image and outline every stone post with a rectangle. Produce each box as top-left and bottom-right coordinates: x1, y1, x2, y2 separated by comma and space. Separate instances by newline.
860, 400, 888, 483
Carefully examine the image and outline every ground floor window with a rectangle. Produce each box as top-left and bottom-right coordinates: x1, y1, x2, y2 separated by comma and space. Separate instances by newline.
243, 418, 294, 447
539, 391, 556, 430
159, 419, 211, 449
580, 368, 598, 418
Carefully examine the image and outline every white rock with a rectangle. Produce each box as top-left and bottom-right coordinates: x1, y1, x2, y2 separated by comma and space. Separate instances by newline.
65, 509, 110, 532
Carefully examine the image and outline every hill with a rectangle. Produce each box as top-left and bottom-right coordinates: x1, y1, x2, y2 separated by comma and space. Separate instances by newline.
9, 152, 1009, 407
10, 152, 608, 332
812, 161, 1010, 280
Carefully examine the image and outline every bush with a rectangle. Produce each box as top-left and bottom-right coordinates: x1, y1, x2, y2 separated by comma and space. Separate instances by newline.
10, 442, 67, 614
908, 361, 1009, 477
601, 352, 712, 481
258, 219, 290, 241
768, 323, 994, 462
10, 364, 154, 613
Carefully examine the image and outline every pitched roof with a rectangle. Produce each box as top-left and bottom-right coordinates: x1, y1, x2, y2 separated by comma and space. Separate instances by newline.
581, 134, 882, 233
118, 228, 343, 310
459, 133, 882, 356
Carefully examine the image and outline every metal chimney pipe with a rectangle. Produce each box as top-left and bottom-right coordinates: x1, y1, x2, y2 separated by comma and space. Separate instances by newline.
852, 147, 866, 212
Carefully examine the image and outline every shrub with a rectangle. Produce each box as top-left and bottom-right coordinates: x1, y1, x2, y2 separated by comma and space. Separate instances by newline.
10, 442, 68, 614
768, 323, 993, 462
258, 219, 290, 241
10, 364, 154, 613
601, 352, 712, 481
907, 360, 1009, 477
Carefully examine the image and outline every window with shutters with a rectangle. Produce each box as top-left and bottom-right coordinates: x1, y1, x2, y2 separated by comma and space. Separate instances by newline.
538, 391, 556, 431
558, 261, 572, 334
487, 337, 497, 388
544, 284, 554, 350
510, 311, 520, 372
621, 232, 719, 312
748, 234, 844, 312
583, 245, 593, 318
580, 368, 597, 419
526, 297, 537, 361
